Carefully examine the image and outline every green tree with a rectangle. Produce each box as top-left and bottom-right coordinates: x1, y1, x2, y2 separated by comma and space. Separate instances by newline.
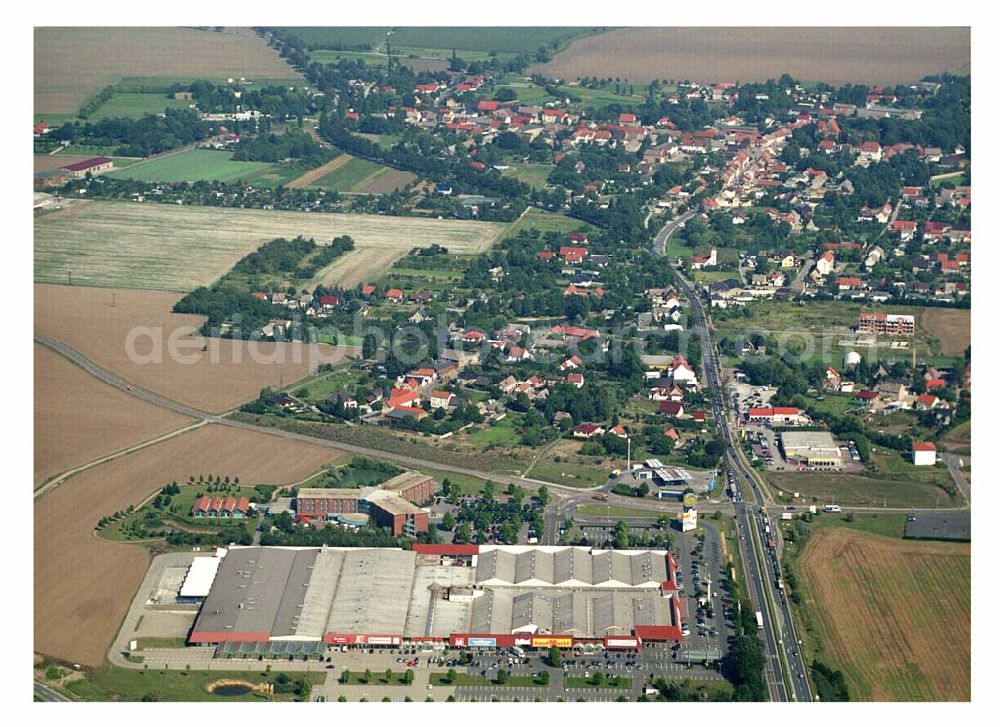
547, 646, 562, 667
442, 512, 457, 530
537, 485, 551, 507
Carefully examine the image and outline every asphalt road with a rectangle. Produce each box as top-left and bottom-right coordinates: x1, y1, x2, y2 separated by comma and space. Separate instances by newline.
671, 266, 813, 702
34, 682, 72, 702
34, 333, 595, 501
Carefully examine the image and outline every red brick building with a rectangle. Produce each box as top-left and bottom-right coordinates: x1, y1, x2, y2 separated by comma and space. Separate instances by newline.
294, 472, 437, 536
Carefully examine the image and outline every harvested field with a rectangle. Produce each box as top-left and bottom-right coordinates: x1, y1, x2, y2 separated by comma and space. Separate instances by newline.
920, 307, 971, 357
34, 200, 506, 291
285, 153, 351, 189
35, 284, 353, 413
798, 528, 969, 700
35, 27, 300, 115
531, 27, 970, 85
34, 425, 343, 666
34, 343, 195, 487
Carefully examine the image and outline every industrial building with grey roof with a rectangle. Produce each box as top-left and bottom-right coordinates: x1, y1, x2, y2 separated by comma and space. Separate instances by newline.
188, 544, 682, 648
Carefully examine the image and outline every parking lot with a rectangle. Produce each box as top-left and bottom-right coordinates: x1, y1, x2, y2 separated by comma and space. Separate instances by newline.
673, 525, 732, 659
904, 511, 971, 541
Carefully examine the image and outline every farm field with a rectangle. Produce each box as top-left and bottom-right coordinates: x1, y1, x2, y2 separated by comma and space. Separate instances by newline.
796, 527, 969, 700
531, 27, 970, 85
87, 92, 195, 121
285, 154, 351, 189
35, 284, 350, 414
107, 149, 272, 183
307, 155, 386, 192
353, 167, 418, 194
35, 27, 301, 115
919, 307, 971, 356
284, 27, 595, 54
35, 200, 505, 292
34, 424, 343, 667
34, 343, 195, 487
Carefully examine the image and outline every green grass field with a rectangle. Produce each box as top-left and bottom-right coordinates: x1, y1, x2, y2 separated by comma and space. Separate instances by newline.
108, 149, 272, 183
767, 467, 960, 509
505, 208, 596, 239
62, 666, 323, 702
529, 454, 608, 488
309, 157, 386, 192
807, 394, 864, 419
88, 92, 194, 121
565, 84, 647, 108
502, 164, 553, 190
468, 414, 524, 446
309, 49, 388, 66
691, 269, 740, 284
355, 132, 401, 150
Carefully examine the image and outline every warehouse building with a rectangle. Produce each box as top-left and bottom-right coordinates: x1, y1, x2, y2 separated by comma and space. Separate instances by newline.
779, 430, 843, 466
189, 544, 682, 650
59, 156, 114, 178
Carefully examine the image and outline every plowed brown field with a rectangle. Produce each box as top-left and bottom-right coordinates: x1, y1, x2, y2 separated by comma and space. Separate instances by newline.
35, 284, 353, 413
34, 343, 195, 487
798, 528, 970, 701
35, 27, 300, 115
34, 425, 343, 666
531, 27, 970, 85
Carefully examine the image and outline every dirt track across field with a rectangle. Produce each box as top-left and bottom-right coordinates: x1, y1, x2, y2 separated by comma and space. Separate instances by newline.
34, 425, 344, 667
531, 27, 970, 85
34, 343, 195, 487
35, 284, 351, 413
286, 153, 351, 189
798, 528, 970, 701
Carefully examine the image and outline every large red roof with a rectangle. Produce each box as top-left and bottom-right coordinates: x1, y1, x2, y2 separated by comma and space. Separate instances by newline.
60, 156, 112, 172
412, 544, 480, 555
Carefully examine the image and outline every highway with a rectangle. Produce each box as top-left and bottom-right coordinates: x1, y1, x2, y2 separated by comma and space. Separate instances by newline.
654, 215, 813, 701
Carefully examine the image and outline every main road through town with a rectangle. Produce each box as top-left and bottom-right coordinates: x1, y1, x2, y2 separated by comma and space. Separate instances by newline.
654, 215, 814, 702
